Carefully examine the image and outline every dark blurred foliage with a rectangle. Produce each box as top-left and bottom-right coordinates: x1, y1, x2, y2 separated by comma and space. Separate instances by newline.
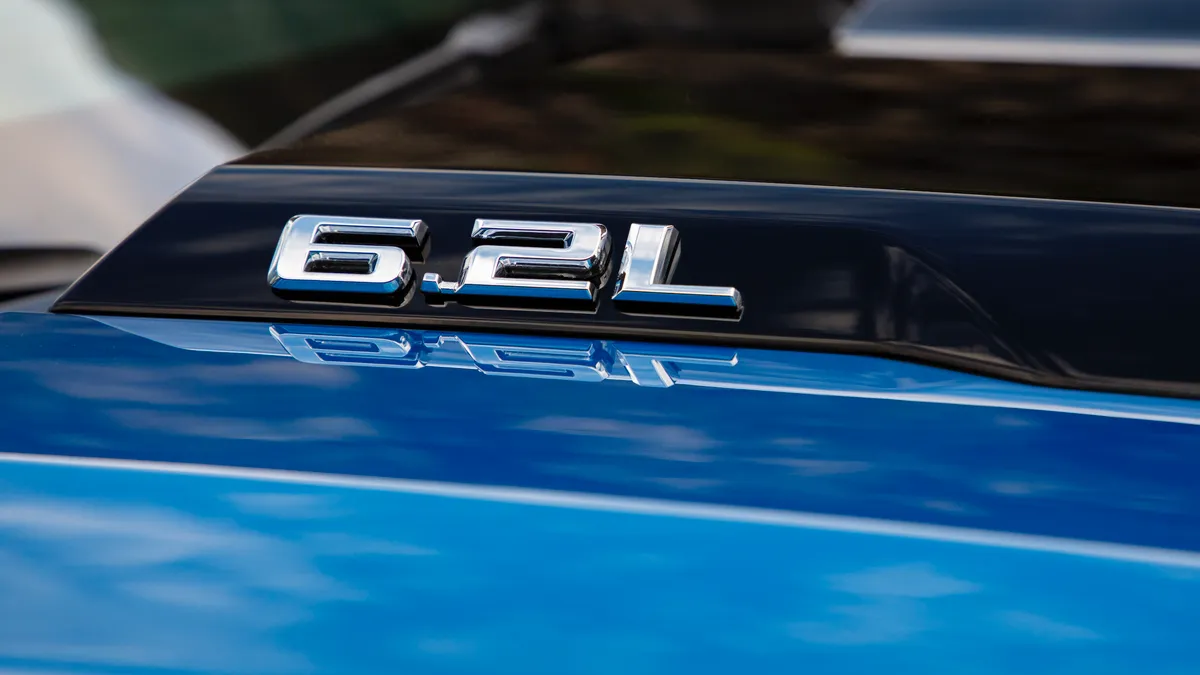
61, 0, 1200, 206
67, 0, 850, 144
71, 0, 508, 143
249, 48, 1200, 207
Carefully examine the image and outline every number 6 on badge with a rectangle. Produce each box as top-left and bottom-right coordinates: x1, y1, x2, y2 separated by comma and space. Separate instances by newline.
268, 215, 428, 294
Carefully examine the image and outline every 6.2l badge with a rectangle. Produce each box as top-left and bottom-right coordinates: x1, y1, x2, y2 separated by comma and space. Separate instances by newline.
268, 215, 742, 316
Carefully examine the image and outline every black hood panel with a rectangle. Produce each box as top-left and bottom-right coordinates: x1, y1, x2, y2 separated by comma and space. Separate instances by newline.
53, 166, 1200, 398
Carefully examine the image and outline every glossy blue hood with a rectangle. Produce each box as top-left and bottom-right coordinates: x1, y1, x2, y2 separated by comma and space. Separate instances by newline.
4, 454, 1200, 674
3, 308, 1200, 672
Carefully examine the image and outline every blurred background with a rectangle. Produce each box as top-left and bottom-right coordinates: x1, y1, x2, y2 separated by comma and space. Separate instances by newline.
0, 0, 500, 261
2, 0, 1199, 296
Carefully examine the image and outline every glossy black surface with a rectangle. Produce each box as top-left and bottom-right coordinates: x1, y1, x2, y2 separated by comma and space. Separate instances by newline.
54, 166, 1200, 397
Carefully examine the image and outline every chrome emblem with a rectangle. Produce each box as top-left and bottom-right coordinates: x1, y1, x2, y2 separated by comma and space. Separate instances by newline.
269, 214, 741, 315
614, 223, 742, 310
268, 215, 428, 294
421, 219, 611, 301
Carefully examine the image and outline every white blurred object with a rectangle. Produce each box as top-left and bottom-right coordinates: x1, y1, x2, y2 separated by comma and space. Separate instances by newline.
839, 32, 1200, 68
0, 0, 243, 254
837, 0, 1200, 68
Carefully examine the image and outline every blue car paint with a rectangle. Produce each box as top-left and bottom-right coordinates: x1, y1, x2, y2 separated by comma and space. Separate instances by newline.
4, 309, 1200, 672
92, 315, 1200, 425
5, 309, 1200, 551
2, 454, 1200, 674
